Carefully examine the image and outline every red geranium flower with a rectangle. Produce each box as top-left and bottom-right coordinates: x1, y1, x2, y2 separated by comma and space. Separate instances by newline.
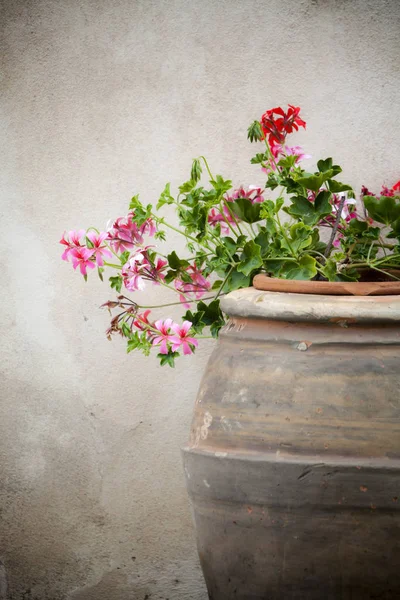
260, 105, 306, 147
393, 180, 400, 192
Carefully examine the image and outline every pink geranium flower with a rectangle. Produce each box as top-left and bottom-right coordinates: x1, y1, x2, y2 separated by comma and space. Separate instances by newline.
284, 146, 312, 162
146, 257, 168, 283
69, 247, 96, 276
107, 213, 156, 254
175, 264, 211, 306
60, 229, 85, 261
208, 206, 235, 235
170, 321, 198, 355
86, 232, 112, 266
227, 186, 265, 204
152, 318, 176, 354
121, 248, 152, 291
122, 253, 147, 291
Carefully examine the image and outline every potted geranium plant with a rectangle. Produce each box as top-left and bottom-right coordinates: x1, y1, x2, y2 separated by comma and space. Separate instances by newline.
61, 106, 400, 599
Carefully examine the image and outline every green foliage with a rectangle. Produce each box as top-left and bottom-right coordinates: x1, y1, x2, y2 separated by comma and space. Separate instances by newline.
327, 180, 353, 194
247, 120, 263, 142
250, 152, 268, 165
109, 275, 122, 292
127, 331, 152, 356
285, 190, 332, 226
129, 195, 152, 226
119, 251, 130, 265
210, 175, 232, 196
230, 198, 263, 223
364, 195, 400, 226
157, 183, 175, 209
317, 158, 342, 177
158, 351, 180, 368
279, 255, 317, 280
295, 171, 334, 192
237, 241, 263, 276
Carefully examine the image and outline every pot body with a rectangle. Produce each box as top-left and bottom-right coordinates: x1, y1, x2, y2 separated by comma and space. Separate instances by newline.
182, 288, 400, 600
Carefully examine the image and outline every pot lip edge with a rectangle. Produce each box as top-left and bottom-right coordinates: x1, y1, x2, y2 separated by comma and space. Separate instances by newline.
253, 273, 400, 295
220, 286, 400, 322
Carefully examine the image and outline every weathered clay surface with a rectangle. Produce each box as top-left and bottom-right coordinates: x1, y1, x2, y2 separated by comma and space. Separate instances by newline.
183, 289, 400, 599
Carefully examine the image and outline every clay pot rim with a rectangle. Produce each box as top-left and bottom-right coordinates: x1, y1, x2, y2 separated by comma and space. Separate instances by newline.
220, 287, 400, 323
253, 272, 400, 297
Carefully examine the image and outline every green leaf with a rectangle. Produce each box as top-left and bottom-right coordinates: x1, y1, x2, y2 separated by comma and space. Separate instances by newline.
109, 275, 122, 292
195, 299, 225, 337
284, 223, 313, 253
230, 198, 262, 223
127, 333, 141, 353
223, 268, 251, 292
158, 351, 180, 368
286, 191, 332, 226
196, 299, 222, 326
328, 180, 353, 193
121, 322, 131, 337
314, 190, 332, 214
129, 194, 141, 211
167, 251, 190, 271
156, 183, 175, 209
247, 120, 263, 142
179, 180, 196, 194
254, 230, 270, 256
97, 267, 104, 281
182, 309, 205, 334
119, 251, 130, 265
275, 197, 284, 213
279, 255, 317, 280
210, 175, 232, 196
317, 158, 342, 177
285, 195, 317, 225
128, 197, 152, 226
155, 230, 167, 241
364, 195, 400, 226
221, 236, 238, 255
191, 158, 202, 183
347, 219, 380, 240
296, 170, 334, 192
237, 240, 263, 276
250, 152, 267, 165
278, 155, 298, 170
320, 259, 359, 282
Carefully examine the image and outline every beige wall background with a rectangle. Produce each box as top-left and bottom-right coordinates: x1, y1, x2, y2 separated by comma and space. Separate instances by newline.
1, 0, 399, 598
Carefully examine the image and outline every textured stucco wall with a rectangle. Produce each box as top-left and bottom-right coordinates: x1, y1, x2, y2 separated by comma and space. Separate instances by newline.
1, 0, 400, 598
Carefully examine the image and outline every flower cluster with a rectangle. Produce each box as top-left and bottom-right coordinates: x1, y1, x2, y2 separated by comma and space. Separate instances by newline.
61, 104, 400, 366
60, 230, 112, 275
261, 105, 306, 150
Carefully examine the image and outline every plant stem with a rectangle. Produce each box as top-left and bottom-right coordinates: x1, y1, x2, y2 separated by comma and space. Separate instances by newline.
222, 199, 245, 237
158, 280, 190, 300
275, 211, 296, 258
218, 201, 241, 238
200, 156, 215, 181
136, 294, 223, 309
215, 266, 234, 299
369, 266, 400, 280
103, 261, 123, 269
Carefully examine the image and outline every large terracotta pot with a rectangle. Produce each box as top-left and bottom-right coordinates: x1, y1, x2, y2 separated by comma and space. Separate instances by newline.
182, 287, 400, 600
